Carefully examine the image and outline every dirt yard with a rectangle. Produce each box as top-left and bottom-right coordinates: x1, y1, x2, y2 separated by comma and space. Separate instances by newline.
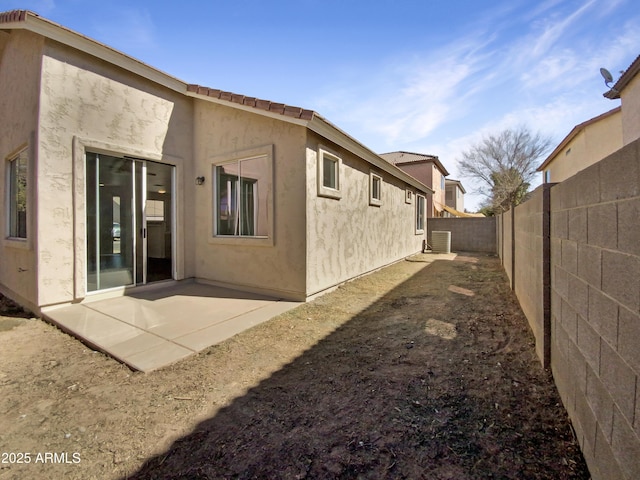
0, 253, 589, 479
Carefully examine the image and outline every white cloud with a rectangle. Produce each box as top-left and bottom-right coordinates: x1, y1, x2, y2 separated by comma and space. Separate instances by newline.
305, 0, 639, 210
597, 0, 628, 16
314, 33, 500, 148
520, 50, 579, 90
527, 0, 597, 58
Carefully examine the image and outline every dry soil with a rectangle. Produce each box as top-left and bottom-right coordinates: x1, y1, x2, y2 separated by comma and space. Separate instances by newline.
0, 253, 589, 479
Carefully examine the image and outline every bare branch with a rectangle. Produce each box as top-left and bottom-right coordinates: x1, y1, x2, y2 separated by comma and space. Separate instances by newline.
457, 126, 551, 210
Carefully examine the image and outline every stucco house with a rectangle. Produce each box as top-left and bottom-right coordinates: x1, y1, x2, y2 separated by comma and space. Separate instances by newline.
443, 179, 466, 216
604, 54, 640, 146
537, 55, 640, 186
379, 151, 449, 218
537, 107, 622, 184
0, 10, 432, 314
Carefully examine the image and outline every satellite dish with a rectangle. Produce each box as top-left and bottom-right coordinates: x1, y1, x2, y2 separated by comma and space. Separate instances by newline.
600, 67, 614, 87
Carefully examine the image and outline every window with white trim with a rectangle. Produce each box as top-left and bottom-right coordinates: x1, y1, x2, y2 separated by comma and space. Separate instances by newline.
317, 148, 342, 199
7, 149, 28, 239
369, 171, 383, 206
214, 154, 271, 238
416, 194, 426, 233
405, 189, 413, 204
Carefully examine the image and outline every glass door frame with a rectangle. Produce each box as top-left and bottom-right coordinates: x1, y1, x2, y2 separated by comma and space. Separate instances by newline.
85, 152, 175, 293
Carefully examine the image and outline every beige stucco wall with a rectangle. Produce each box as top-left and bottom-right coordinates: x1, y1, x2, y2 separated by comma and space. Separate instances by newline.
621, 74, 640, 146
396, 162, 445, 217
2, 28, 430, 307
544, 110, 622, 183
36, 39, 194, 306
430, 165, 446, 216
306, 133, 425, 297
456, 187, 464, 211
193, 100, 308, 300
0, 30, 42, 310
446, 184, 464, 212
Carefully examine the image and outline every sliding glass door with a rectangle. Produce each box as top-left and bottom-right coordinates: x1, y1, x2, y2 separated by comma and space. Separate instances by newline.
86, 153, 173, 292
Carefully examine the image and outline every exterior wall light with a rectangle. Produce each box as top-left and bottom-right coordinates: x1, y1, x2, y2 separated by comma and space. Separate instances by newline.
195, 176, 205, 185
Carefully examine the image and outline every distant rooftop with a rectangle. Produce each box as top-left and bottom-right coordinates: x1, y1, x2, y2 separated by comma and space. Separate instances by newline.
0, 9, 437, 195
379, 151, 450, 176
537, 107, 621, 171
445, 178, 466, 194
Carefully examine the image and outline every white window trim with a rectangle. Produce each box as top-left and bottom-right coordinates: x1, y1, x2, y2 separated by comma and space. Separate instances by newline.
210, 144, 274, 247
317, 147, 342, 199
405, 189, 413, 204
369, 171, 383, 207
415, 194, 426, 234
4, 144, 30, 248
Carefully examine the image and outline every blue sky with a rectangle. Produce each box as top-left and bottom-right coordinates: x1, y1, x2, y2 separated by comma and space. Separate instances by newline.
4, 0, 639, 210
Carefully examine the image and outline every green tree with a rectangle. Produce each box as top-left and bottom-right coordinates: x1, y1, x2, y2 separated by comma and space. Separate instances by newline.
458, 127, 551, 213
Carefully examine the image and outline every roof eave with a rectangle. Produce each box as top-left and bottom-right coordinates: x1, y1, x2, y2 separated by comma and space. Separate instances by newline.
185, 86, 313, 126
2, 10, 186, 94
445, 179, 466, 194
308, 117, 434, 195
433, 159, 450, 177
381, 151, 449, 176
603, 89, 620, 100
537, 106, 621, 171
606, 54, 640, 98
0, 11, 433, 195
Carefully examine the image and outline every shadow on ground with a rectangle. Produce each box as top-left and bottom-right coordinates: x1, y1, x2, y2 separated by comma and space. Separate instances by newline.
125, 254, 588, 479
0, 294, 34, 332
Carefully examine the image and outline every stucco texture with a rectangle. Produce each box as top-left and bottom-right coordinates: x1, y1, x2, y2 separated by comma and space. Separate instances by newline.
37, 40, 193, 306
621, 74, 640, 146
545, 110, 622, 183
2, 26, 428, 307
396, 162, 445, 217
306, 134, 424, 297
0, 30, 42, 309
193, 101, 308, 300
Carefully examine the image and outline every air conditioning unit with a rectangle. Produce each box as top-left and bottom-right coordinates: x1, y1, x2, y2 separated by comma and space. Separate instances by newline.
431, 231, 451, 254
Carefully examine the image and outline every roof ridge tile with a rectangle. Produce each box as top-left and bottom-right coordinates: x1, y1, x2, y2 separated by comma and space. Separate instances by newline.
187, 83, 314, 121
0, 9, 29, 23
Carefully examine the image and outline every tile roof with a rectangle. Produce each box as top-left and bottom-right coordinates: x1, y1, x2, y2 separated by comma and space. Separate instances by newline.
0, 10, 316, 123
0, 9, 434, 194
0, 9, 29, 23
604, 54, 640, 99
379, 151, 450, 176
186, 85, 315, 120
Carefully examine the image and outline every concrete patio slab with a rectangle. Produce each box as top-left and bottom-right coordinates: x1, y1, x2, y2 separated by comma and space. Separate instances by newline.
41, 281, 301, 372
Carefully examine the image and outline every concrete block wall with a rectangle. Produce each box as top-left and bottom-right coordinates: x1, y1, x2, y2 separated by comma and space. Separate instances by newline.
427, 217, 496, 253
497, 138, 640, 480
496, 214, 503, 261
550, 140, 640, 480
502, 210, 513, 287
512, 186, 550, 366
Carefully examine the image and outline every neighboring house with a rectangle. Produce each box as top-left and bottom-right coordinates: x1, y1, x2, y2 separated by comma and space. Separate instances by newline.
380, 151, 449, 218
0, 10, 433, 313
538, 54, 640, 186
444, 179, 466, 217
604, 54, 640, 146
537, 107, 622, 184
